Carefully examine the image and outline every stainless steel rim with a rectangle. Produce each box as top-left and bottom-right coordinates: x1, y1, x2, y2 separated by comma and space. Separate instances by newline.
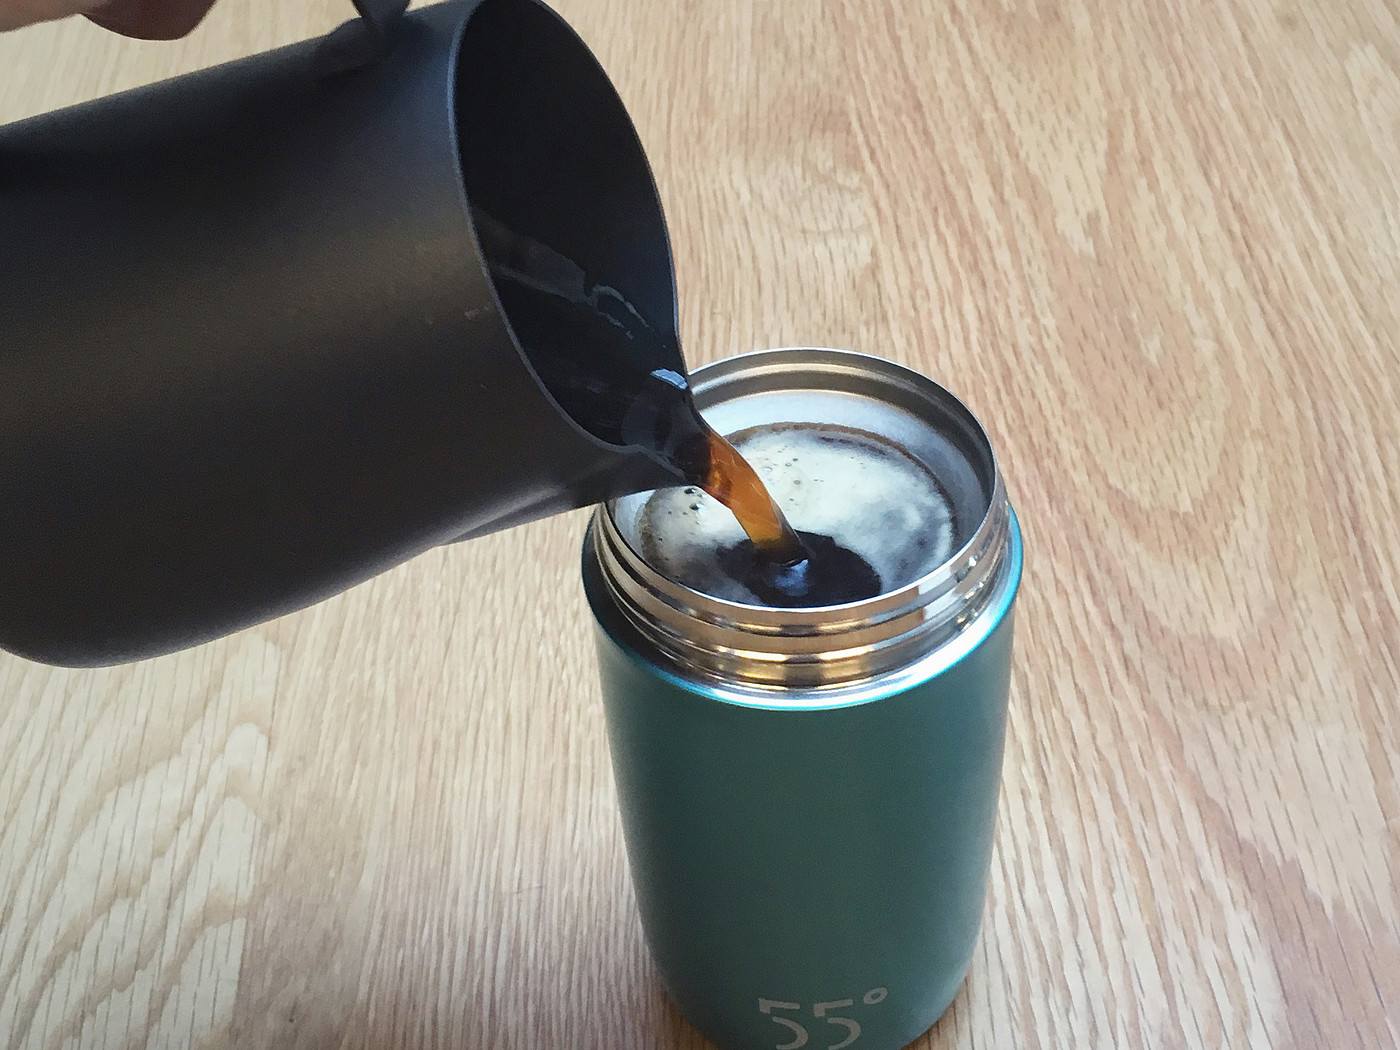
591, 348, 1016, 689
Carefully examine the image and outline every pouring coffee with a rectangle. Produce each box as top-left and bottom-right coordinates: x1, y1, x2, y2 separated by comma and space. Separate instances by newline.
0, 0, 877, 666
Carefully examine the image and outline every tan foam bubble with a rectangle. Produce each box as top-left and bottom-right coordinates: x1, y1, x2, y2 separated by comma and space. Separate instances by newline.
638, 423, 955, 604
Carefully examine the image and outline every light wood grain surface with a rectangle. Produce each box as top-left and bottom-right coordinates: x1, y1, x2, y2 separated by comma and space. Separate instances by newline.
3, 0, 1398, 1047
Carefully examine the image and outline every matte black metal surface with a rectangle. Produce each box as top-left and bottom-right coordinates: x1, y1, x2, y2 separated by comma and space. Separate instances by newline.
0, 0, 679, 665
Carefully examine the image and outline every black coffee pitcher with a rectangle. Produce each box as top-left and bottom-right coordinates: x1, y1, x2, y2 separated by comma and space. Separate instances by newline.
0, 0, 682, 666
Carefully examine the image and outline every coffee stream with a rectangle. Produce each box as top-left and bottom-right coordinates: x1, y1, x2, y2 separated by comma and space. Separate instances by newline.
473, 208, 880, 607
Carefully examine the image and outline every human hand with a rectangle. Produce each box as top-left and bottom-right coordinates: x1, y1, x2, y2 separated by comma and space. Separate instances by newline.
0, 0, 218, 38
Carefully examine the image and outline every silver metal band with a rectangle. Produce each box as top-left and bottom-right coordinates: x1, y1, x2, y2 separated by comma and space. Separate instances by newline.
589, 349, 1017, 690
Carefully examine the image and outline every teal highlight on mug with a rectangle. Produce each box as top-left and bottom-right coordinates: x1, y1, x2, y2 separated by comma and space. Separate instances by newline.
582, 349, 1024, 1050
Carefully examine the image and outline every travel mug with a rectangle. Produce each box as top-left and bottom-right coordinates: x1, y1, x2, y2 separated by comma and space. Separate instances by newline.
583, 349, 1023, 1050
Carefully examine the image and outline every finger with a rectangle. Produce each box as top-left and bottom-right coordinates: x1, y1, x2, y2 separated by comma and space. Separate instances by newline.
84, 0, 217, 39
0, 0, 99, 32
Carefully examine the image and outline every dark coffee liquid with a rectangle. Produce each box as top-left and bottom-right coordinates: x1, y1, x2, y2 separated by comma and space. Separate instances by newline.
718, 531, 883, 608
473, 208, 880, 605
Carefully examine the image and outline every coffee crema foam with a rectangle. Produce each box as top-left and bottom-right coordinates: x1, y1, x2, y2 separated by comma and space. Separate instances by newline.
638, 423, 956, 605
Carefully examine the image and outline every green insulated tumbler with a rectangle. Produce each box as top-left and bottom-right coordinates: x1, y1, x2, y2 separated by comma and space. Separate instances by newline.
582, 349, 1024, 1050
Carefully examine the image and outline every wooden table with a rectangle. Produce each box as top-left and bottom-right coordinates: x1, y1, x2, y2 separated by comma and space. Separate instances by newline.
3, 0, 1397, 1047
